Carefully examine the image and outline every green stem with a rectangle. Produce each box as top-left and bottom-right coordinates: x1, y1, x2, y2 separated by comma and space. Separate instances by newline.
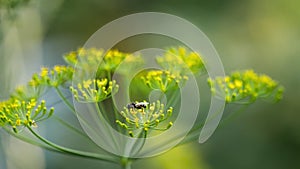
107, 70, 112, 81
52, 115, 87, 138
166, 89, 180, 108
3, 127, 56, 152
131, 131, 147, 156
54, 87, 103, 142
106, 70, 122, 132
56, 86, 120, 157
2, 127, 106, 159
27, 126, 119, 163
121, 158, 132, 169
95, 102, 120, 151
217, 104, 250, 129
55, 87, 76, 114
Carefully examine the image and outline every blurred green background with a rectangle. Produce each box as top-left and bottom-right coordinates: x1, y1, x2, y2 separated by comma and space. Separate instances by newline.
1, 0, 299, 169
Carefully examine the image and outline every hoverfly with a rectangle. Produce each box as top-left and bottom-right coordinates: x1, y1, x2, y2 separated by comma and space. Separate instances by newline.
127, 101, 149, 110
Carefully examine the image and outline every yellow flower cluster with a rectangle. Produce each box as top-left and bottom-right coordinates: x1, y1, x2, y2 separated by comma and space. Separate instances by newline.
11, 65, 74, 101
141, 70, 188, 92
63, 48, 143, 77
0, 99, 54, 133
116, 100, 173, 137
70, 79, 119, 102
208, 70, 284, 104
63, 48, 104, 70
30, 65, 74, 88
101, 50, 130, 71
10, 85, 45, 101
156, 46, 205, 75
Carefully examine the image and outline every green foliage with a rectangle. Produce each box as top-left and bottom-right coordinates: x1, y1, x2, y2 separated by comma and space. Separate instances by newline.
0, 0, 30, 9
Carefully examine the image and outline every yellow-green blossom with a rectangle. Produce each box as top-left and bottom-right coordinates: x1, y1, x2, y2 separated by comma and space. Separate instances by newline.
31, 65, 74, 88
10, 84, 45, 101
156, 46, 205, 75
70, 79, 119, 102
116, 100, 173, 137
0, 99, 54, 133
100, 49, 129, 71
64, 48, 104, 71
9, 66, 73, 101
141, 70, 188, 92
63, 48, 143, 77
208, 70, 284, 104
